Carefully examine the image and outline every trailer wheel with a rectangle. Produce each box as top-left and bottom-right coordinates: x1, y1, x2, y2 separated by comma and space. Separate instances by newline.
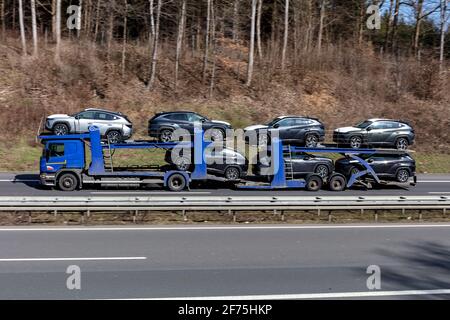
328, 174, 346, 192
167, 173, 187, 192
57, 173, 79, 191
305, 174, 323, 192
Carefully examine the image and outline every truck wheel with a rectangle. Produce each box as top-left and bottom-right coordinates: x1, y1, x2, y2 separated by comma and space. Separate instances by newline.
305, 174, 323, 192
58, 173, 79, 191
328, 174, 346, 192
167, 173, 187, 192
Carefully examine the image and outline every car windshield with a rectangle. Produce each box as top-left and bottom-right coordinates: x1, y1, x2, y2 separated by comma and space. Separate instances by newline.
355, 120, 373, 129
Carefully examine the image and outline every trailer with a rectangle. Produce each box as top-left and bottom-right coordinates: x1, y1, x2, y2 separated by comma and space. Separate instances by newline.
239, 137, 417, 191
39, 126, 209, 191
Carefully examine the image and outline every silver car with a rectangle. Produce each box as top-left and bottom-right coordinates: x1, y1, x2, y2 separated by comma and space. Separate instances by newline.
45, 108, 133, 143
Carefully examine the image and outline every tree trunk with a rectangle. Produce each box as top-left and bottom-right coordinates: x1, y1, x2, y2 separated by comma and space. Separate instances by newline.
31, 0, 38, 56
384, 0, 394, 50
256, 0, 263, 60
77, 0, 83, 38
413, 0, 424, 57
18, 0, 27, 55
122, 0, 128, 78
1, 0, 5, 39
149, 0, 155, 46
232, 0, 239, 42
203, 0, 212, 81
55, 0, 61, 63
209, 1, 216, 98
107, 0, 115, 61
357, 0, 365, 46
305, 0, 313, 53
52, 0, 56, 41
175, 0, 187, 90
94, 0, 101, 42
246, 0, 257, 86
390, 0, 401, 53
317, 0, 326, 55
147, 0, 161, 90
281, 0, 289, 70
439, 0, 447, 72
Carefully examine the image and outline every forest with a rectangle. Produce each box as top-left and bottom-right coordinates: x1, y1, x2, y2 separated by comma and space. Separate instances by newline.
0, 0, 448, 171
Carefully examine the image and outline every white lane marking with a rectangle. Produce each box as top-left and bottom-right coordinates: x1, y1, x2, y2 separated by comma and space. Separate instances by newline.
428, 192, 450, 194
127, 289, 450, 300
0, 256, 147, 262
0, 224, 450, 232
90, 191, 211, 195
419, 181, 450, 183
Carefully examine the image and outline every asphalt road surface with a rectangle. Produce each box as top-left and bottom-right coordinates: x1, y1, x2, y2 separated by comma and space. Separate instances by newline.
0, 173, 449, 197
0, 224, 449, 299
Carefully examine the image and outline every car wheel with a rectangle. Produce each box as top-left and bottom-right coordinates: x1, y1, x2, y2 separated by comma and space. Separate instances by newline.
160, 129, 173, 142
174, 157, 191, 171
305, 134, 319, 148
167, 173, 187, 192
314, 164, 329, 179
210, 128, 225, 142
349, 136, 362, 149
396, 138, 409, 150
53, 123, 69, 136
305, 174, 323, 191
349, 166, 360, 178
396, 169, 410, 183
328, 174, 346, 192
224, 166, 240, 181
57, 173, 78, 191
106, 130, 122, 144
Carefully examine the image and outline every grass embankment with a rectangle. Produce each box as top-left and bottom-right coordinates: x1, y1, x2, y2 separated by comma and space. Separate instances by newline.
1, 139, 449, 173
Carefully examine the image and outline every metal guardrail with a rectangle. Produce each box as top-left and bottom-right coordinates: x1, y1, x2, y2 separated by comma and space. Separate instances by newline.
0, 196, 448, 212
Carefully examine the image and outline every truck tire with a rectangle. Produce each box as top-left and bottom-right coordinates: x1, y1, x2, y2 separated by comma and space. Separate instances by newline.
167, 173, 187, 192
57, 173, 79, 191
305, 174, 323, 192
328, 174, 346, 192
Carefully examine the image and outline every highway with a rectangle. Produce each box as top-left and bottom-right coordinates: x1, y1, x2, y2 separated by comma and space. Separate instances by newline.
0, 173, 450, 196
0, 224, 449, 299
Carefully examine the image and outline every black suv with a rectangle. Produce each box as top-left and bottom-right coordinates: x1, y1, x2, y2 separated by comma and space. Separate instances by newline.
253, 152, 334, 180
244, 116, 325, 147
333, 119, 415, 150
148, 112, 232, 142
335, 153, 416, 183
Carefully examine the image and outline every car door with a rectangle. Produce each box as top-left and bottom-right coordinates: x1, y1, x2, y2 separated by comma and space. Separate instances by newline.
366, 122, 386, 146
75, 111, 96, 133
187, 113, 208, 132
290, 153, 314, 175
383, 121, 401, 144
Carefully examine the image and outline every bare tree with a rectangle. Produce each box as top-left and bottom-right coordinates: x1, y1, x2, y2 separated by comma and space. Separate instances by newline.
18, 0, 27, 55
317, 0, 326, 54
54, 0, 61, 63
413, 0, 424, 56
281, 0, 289, 70
232, 0, 239, 42
122, 0, 128, 78
147, 0, 161, 90
175, 0, 187, 90
246, 0, 257, 86
31, 0, 38, 56
256, 0, 263, 60
149, 0, 155, 45
209, 0, 216, 98
94, 0, 101, 41
107, 0, 115, 61
1, 0, 5, 39
439, 0, 448, 72
203, 0, 212, 81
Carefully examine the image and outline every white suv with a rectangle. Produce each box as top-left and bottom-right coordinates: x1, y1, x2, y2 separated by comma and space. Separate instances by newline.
45, 108, 133, 143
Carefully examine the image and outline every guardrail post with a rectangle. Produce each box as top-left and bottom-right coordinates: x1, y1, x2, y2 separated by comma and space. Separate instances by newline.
182, 209, 187, 221
281, 210, 285, 222
133, 210, 138, 224
328, 212, 332, 222
360, 208, 364, 216
374, 212, 378, 222
28, 212, 32, 224
317, 208, 321, 217
444, 208, 447, 216
229, 209, 236, 223
54, 209, 57, 217
81, 212, 85, 224
419, 210, 423, 221
87, 210, 90, 218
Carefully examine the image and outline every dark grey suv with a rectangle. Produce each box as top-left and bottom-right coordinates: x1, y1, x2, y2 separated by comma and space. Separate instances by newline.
333, 119, 415, 150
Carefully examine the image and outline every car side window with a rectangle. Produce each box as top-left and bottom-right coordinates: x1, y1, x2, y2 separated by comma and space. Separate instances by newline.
385, 121, 401, 129
187, 113, 204, 122
167, 114, 188, 121
294, 119, 308, 126
369, 122, 385, 130
276, 118, 294, 127
95, 112, 114, 121
77, 111, 96, 120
